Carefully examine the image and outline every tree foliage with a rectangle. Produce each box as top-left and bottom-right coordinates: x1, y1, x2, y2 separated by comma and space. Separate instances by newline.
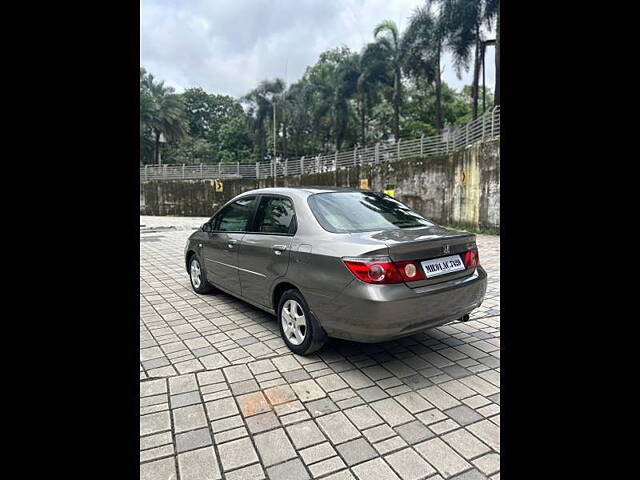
433, 0, 498, 118
140, 2, 499, 165
140, 69, 188, 164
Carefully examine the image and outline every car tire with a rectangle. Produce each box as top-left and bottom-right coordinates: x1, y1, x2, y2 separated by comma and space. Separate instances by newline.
278, 289, 327, 355
188, 254, 214, 294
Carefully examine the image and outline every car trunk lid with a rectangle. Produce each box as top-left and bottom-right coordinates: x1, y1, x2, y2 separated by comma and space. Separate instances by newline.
349, 225, 477, 288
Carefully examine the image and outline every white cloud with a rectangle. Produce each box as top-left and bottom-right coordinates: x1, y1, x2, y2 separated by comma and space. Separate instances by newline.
140, 0, 496, 97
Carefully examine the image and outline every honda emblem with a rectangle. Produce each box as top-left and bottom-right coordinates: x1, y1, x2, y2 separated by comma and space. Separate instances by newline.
442, 244, 450, 254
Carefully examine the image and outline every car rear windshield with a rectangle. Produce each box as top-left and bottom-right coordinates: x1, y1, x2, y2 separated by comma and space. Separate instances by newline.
308, 192, 433, 233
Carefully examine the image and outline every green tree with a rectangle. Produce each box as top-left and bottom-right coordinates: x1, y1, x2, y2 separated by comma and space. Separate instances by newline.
140, 69, 187, 164
280, 81, 310, 157
300, 46, 361, 151
402, 3, 448, 131
486, 0, 499, 105
140, 2, 500, 167
140, 68, 155, 163
358, 42, 391, 145
217, 115, 253, 163
373, 20, 404, 140
437, 84, 492, 128
163, 137, 217, 165
207, 94, 247, 147
181, 87, 214, 139
180, 88, 249, 161
243, 78, 285, 162
435, 0, 498, 118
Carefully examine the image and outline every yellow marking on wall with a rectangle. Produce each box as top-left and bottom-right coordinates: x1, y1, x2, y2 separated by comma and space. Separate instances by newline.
463, 151, 480, 226
452, 149, 481, 227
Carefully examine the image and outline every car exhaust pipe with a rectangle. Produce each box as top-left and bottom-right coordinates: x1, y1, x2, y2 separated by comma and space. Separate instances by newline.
460, 314, 470, 322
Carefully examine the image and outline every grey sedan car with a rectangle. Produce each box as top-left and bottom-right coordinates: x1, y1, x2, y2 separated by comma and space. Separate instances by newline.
184, 187, 486, 355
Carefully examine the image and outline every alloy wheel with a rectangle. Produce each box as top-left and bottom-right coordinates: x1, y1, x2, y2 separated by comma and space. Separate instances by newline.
281, 299, 307, 345
190, 259, 201, 289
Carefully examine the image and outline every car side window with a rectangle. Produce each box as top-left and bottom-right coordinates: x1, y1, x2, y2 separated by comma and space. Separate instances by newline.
213, 196, 256, 232
252, 196, 296, 235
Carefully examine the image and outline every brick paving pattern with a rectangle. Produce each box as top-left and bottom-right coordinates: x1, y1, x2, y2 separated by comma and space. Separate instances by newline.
140, 216, 500, 480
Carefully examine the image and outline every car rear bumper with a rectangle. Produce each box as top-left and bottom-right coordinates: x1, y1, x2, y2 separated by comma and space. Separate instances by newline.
314, 267, 487, 342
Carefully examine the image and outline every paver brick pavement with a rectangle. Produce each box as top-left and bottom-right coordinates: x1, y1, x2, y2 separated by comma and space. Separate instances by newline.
140, 216, 500, 479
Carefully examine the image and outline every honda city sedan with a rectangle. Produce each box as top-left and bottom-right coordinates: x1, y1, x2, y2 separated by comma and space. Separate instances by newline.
185, 187, 487, 355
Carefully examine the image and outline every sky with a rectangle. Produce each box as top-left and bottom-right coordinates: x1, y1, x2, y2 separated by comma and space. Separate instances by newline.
140, 0, 495, 98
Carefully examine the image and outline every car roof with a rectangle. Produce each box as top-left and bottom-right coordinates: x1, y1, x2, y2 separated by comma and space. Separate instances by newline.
239, 187, 368, 198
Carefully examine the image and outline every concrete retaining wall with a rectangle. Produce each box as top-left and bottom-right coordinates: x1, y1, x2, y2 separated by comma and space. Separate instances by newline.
140, 139, 499, 230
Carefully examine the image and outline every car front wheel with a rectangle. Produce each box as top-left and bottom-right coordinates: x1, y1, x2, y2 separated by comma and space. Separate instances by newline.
189, 255, 214, 294
278, 289, 327, 355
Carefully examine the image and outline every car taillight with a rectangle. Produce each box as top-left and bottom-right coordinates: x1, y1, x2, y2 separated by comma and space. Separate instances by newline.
342, 258, 427, 284
463, 248, 479, 269
342, 258, 403, 284
394, 260, 426, 282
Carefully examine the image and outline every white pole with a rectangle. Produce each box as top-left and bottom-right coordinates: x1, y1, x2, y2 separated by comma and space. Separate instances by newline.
273, 99, 276, 162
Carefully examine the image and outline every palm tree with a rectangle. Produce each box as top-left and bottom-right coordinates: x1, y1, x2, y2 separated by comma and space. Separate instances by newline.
302, 47, 360, 151
140, 70, 187, 164
243, 78, 285, 162
140, 69, 155, 163
485, 0, 499, 105
281, 81, 313, 157
435, 0, 498, 118
306, 62, 340, 150
139, 95, 155, 163
333, 54, 360, 150
358, 42, 391, 145
373, 20, 404, 141
402, 4, 445, 131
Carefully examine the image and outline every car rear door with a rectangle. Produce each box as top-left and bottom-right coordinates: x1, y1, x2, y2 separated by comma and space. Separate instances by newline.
238, 195, 296, 307
202, 196, 257, 295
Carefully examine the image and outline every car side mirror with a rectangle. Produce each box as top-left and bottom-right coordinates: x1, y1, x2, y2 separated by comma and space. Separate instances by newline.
201, 223, 212, 233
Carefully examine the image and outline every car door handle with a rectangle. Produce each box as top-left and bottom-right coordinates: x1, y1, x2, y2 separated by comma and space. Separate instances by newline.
272, 245, 288, 255
228, 239, 238, 248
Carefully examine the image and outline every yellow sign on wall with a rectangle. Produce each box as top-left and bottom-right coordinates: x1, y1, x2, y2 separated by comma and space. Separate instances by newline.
214, 180, 224, 192
384, 189, 395, 198
359, 178, 369, 190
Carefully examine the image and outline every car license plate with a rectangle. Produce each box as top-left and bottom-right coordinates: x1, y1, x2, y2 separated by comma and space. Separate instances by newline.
421, 255, 465, 278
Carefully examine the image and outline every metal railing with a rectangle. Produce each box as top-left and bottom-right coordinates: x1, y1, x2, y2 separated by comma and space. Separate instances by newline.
141, 105, 499, 182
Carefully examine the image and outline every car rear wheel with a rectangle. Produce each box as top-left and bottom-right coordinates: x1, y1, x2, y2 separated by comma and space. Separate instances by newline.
189, 255, 214, 294
278, 289, 327, 355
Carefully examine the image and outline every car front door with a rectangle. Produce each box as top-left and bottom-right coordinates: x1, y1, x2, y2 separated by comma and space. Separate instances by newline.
238, 195, 296, 307
202, 196, 257, 295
